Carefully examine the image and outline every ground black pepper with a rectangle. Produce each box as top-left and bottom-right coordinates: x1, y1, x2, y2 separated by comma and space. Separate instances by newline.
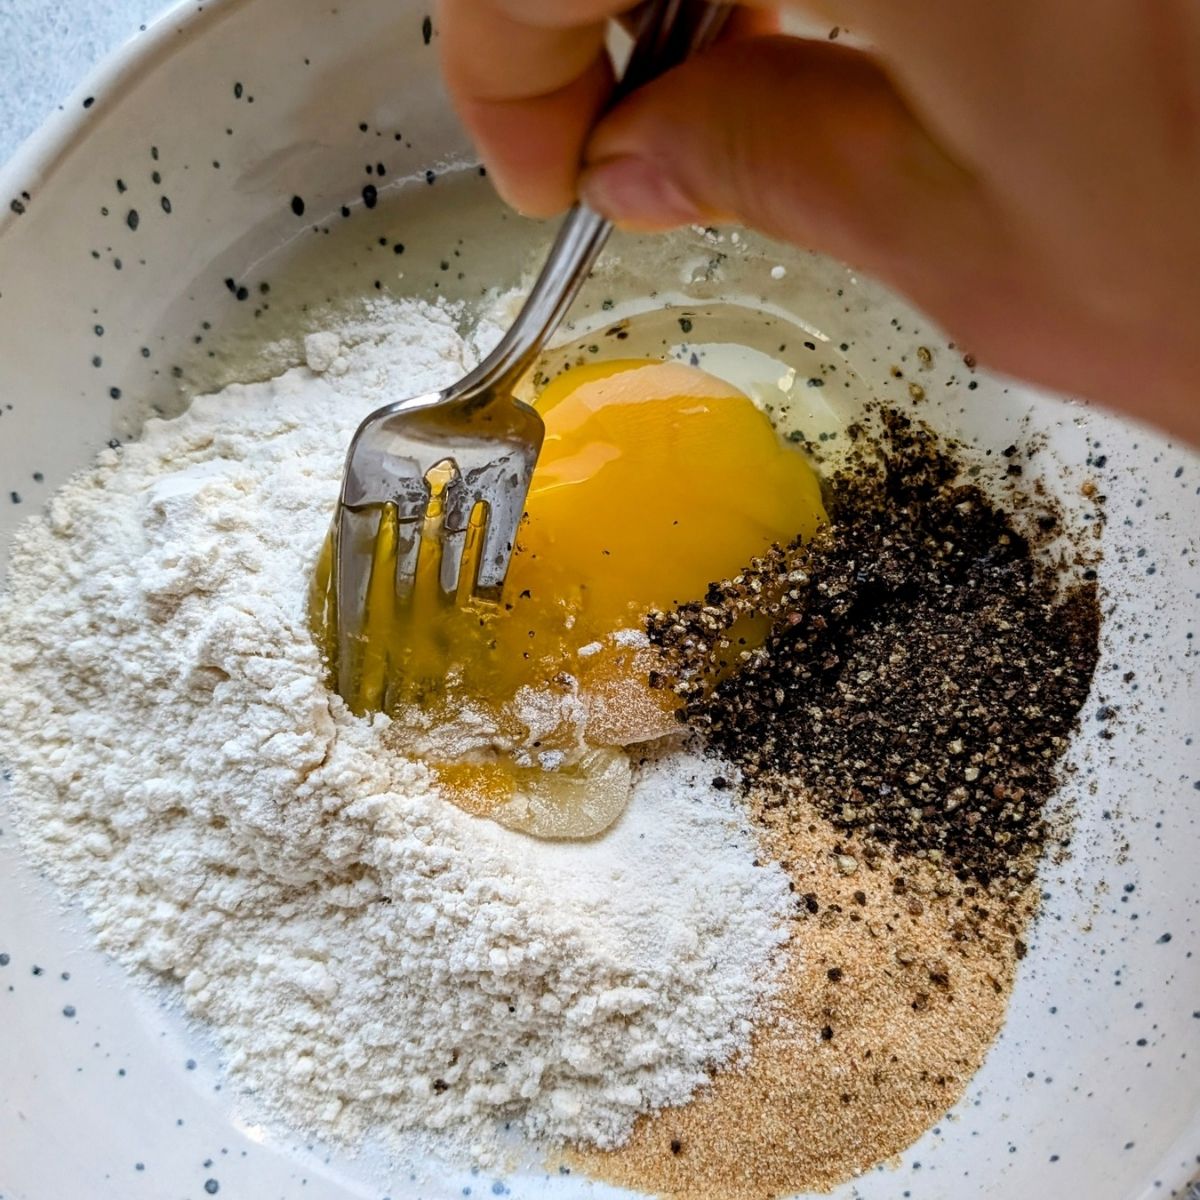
649, 409, 1100, 885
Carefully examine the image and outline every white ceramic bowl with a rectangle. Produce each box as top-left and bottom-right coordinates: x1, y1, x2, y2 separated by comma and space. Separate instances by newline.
1, 3, 1198, 1198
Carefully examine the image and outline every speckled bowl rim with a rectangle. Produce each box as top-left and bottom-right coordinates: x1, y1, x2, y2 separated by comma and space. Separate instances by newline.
0, 0, 234, 220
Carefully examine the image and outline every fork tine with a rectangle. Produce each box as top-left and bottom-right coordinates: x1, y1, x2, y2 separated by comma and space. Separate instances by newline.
473, 455, 536, 600
439, 528, 468, 599
333, 503, 381, 706
456, 500, 490, 601
389, 474, 433, 598
358, 502, 405, 712
475, 504, 522, 599
393, 520, 422, 599
333, 465, 432, 704
438, 469, 474, 600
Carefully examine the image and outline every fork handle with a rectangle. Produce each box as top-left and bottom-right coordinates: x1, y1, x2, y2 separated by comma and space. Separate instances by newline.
463, 205, 611, 407
616, 0, 732, 102
461, 0, 730, 407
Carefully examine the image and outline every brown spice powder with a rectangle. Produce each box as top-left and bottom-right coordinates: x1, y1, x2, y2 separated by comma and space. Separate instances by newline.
573, 802, 1036, 1198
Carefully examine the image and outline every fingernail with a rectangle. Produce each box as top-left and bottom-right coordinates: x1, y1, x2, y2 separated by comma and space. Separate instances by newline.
580, 156, 702, 231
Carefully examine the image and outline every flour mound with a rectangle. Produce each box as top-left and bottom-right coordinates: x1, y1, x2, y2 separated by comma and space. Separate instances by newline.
0, 297, 790, 1158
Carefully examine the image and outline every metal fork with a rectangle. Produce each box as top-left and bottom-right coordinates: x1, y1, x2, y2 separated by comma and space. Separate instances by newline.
329, 0, 729, 706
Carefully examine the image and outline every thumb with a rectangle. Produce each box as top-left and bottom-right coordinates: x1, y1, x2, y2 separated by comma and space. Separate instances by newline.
579, 36, 993, 292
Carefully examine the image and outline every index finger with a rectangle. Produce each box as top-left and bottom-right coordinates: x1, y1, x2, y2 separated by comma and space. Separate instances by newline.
437, 0, 778, 216
438, 0, 629, 215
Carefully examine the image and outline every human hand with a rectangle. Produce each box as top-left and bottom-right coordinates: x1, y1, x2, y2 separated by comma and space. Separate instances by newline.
439, 0, 1200, 443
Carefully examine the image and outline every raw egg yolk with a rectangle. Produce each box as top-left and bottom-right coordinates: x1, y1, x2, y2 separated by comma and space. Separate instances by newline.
315, 357, 826, 836
509, 358, 825, 650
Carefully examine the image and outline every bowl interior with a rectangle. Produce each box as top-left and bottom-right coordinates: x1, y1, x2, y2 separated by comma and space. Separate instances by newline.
0, 1, 1197, 1197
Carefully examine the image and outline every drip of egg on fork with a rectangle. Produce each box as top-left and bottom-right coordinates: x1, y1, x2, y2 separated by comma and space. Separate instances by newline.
314, 357, 826, 838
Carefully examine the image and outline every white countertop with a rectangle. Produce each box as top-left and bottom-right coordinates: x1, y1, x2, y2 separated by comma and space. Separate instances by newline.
0, 0, 168, 166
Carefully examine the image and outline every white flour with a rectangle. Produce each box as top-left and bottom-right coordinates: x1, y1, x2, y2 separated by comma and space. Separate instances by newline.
0, 297, 791, 1160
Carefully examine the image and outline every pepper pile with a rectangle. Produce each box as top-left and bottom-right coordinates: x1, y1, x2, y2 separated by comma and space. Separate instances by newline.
650, 410, 1100, 884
